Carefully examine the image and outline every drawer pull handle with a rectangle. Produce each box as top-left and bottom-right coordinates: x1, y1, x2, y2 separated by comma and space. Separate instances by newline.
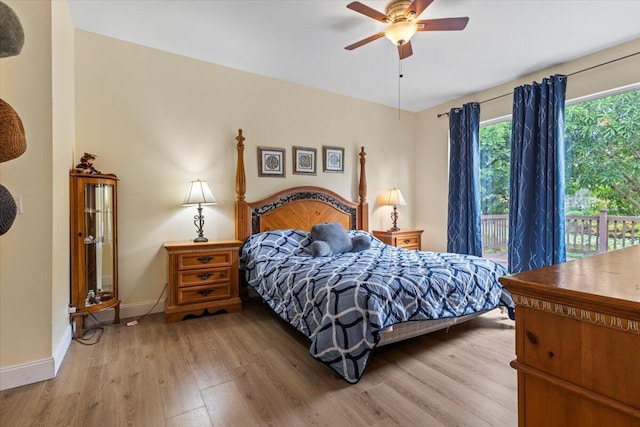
197, 289, 213, 296
403, 239, 411, 244
196, 272, 213, 280
526, 331, 538, 345
197, 256, 213, 263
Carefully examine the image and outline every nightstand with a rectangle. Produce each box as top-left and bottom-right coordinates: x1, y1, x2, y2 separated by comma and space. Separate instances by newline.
372, 229, 423, 251
164, 240, 243, 323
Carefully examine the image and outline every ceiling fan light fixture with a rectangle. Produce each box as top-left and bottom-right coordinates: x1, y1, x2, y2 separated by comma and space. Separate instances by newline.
385, 21, 418, 45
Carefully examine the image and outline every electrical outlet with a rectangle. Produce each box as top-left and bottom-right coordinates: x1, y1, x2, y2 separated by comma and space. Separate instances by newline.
67, 306, 77, 314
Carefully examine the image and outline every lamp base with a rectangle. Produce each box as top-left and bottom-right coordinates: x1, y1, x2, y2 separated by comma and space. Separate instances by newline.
389, 205, 400, 232
192, 205, 208, 242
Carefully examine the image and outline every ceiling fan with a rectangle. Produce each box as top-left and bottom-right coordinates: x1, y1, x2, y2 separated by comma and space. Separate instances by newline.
344, 0, 469, 60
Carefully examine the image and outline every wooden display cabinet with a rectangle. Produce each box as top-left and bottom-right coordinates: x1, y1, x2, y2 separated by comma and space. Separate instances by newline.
70, 172, 120, 338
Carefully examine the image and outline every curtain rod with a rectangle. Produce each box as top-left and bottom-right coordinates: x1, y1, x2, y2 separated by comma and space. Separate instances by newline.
436, 50, 640, 118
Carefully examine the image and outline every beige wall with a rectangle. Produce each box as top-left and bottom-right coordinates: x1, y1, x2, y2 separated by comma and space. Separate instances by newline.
51, 0, 75, 370
415, 38, 640, 252
74, 31, 416, 305
0, 0, 74, 386
0, 1, 54, 368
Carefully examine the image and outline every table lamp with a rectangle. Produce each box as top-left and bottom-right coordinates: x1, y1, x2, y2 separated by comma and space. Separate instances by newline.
382, 187, 407, 232
182, 179, 217, 242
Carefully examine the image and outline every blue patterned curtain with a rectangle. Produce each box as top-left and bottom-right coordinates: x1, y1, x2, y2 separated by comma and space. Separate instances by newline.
447, 102, 482, 256
508, 74, 567, 273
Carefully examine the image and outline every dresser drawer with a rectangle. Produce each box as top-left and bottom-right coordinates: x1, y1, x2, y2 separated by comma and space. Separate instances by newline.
177, 284, 231, 305
178, 251, 232, 270
178, 267, 230, 288
520, 305, 640, 408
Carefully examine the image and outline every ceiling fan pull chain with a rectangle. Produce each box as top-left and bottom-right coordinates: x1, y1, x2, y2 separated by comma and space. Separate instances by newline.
398, 57, 403, 119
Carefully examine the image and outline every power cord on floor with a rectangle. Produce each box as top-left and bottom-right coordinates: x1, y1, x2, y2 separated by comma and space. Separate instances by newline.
72, 283, 168, 345
71, 322, 104, 346
87, 282, 168, 328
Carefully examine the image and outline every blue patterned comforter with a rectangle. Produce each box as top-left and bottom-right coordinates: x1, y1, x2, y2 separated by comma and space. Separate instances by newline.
240, 229, 512, 383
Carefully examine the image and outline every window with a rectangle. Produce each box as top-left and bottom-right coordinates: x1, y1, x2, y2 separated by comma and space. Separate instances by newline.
479, 119, 511, 265
479, 86, 640, 265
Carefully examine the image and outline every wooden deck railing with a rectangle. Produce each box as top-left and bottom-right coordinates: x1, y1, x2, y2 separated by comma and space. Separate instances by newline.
481, 210, 640, 255
481, 215, 509, 249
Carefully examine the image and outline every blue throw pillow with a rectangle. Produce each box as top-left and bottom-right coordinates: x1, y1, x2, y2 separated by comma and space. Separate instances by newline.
310, 223, 353, 255
309, 240, 331, 257
350, 235, 371, 252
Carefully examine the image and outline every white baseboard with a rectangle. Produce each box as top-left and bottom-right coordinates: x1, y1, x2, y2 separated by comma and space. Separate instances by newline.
0, 358, 55, 391
53, 323, 72, 375
1, 300, 165, 391
0, 324, 72, 391
87, 298, 166, 324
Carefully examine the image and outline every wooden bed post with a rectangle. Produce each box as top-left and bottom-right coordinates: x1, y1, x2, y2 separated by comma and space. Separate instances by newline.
235, 129, 250, 241
358, 146, 369, 231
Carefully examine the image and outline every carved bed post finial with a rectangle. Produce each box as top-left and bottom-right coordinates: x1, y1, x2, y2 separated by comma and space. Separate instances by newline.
358, 146, 369, 231
359, 147, 367, 203
235, 129, 246, 202
235, 129, 250, 241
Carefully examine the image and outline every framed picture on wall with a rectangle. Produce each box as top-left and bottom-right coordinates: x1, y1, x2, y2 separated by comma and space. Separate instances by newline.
258, 147, 286, 177
292, 146, 316, 175
322, 146, 344, 173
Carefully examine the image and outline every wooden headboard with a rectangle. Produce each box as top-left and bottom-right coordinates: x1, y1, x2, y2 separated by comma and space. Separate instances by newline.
234, 129, 368, 241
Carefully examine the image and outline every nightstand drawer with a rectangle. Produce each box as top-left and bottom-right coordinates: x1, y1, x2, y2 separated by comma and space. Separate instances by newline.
178, 251, 232, 270
177, 267, 230, 288
164, 240, 243, 323
373, 230, 423, 251
395, 236, 419, 248
177, 284, 231, 305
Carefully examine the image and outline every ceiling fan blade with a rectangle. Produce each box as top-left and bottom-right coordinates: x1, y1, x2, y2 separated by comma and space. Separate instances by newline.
347, 2, 388, 23
398, 41, 413, 59
405, 0, 434, 19
345, 32, 386, 50
417, 17, 469, 31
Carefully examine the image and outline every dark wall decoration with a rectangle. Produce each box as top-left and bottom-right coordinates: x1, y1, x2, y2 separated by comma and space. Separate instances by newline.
0, 1, 25, 58
0, 1, 26, 236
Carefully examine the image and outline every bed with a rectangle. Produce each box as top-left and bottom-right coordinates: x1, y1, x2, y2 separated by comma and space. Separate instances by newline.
233, 129, 513, 383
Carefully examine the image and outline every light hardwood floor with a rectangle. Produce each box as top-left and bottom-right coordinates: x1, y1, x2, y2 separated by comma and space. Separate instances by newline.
0, 300, 517, 426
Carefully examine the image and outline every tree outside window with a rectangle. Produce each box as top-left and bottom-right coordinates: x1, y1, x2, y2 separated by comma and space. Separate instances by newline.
479, 88, 640, 263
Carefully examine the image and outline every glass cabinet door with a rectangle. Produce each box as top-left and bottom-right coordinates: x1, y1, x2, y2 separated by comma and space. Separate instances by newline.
83, 182, 116, 306
70, 172, 119, 338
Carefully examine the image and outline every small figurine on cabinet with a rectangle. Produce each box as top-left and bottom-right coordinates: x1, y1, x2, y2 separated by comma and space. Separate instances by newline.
75, 152, 101, 174
86, 289, 96, 305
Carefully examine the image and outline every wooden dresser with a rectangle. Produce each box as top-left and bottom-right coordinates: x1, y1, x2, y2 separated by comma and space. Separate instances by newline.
372, 229, 423, 251
164, 240, 243, 323
500, 246, 640, 426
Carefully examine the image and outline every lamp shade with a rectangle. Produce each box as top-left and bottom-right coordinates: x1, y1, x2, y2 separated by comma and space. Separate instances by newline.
384, 21, 418, 45
182, 179, 217, 206
382, 188, 407, 206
